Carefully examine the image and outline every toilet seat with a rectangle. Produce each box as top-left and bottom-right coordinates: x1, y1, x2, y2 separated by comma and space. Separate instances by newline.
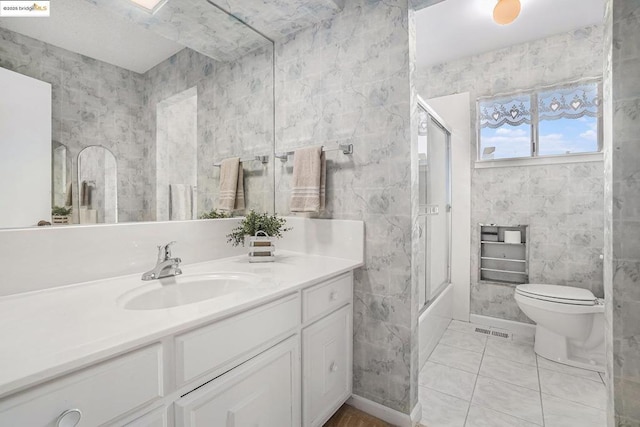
515, 284, 598, 306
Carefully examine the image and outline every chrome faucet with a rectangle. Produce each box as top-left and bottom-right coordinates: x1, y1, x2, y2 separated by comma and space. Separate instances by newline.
141, 241, 182, 281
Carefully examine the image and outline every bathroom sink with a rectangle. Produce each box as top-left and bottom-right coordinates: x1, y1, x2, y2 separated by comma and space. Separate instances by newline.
119, 272, 262, 310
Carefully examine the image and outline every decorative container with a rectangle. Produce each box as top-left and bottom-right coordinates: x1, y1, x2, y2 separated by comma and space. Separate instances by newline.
52, 215, 70, 224
248, 230, 275, 262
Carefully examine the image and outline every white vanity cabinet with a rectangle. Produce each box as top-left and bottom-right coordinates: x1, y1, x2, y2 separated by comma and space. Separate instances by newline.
301, 273, 354, 427
0, 271, 355, 427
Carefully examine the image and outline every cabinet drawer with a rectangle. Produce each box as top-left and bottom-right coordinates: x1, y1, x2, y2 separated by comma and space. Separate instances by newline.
302, 305, 352, 427
0, 344, 163, 427
302, 273, 352, 323
175, 336, 300, 427
176, 294, 299, 386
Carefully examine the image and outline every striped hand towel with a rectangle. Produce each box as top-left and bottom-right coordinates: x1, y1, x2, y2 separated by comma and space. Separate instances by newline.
290, 146, 325, 213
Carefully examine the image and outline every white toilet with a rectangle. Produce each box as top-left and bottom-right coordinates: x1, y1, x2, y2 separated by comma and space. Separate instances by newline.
514, 284, 605, 372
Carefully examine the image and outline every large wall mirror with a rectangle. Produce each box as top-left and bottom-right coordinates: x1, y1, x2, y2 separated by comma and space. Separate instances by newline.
0, 0, 274, 228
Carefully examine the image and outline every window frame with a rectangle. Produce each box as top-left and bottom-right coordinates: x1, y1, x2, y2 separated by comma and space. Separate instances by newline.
476, 78, 603, 163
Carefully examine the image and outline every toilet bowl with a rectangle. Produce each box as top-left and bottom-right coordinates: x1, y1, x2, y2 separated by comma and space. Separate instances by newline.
514, 284, 605, 372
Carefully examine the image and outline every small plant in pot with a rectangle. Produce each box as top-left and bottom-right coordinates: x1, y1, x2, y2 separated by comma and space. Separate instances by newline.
51, 206, 72, 224
227, 211, 291, 262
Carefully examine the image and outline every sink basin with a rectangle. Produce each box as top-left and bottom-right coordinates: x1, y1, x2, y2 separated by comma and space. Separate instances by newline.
119, 273, 262, 310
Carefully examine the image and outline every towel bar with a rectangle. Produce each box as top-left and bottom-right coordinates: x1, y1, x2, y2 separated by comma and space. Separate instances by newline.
213, 155, 269, 167
274, 143, 353, 162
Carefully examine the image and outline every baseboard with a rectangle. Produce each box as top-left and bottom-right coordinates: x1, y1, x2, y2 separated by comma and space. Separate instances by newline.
410, 400, 422, 425
470, 314, 536, 338
347, 394, 422, 427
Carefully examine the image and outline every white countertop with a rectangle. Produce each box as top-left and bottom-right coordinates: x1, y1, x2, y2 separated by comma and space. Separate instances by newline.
0, 251, 361, 399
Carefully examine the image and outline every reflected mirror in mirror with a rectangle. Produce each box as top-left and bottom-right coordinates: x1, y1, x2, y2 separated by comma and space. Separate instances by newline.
78, 146, 118, 224
52, 141, 72, 212
0, 0, 274, 228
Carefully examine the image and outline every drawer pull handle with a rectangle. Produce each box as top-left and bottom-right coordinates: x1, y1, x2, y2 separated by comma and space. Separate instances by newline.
57, 409, 82, 427
329, 291, 338, 301
330, 362, 338, 372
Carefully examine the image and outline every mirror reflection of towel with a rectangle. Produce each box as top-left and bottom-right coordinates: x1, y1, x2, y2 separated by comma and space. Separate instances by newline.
81, 181, 92, 207
65, 181, 73, 207
170, 184, 192, 220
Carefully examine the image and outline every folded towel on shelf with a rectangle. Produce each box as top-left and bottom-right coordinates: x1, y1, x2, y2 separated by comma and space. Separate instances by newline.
169, 184, 192, 220
218, 157, 245, 212
290, 146, 326, 213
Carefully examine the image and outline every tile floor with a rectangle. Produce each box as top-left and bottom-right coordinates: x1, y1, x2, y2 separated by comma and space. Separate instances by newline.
419, 320, 607, 427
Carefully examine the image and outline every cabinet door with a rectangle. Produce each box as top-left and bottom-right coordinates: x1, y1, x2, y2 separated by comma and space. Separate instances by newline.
302, 305, 352, 427
175, 336, 300, 427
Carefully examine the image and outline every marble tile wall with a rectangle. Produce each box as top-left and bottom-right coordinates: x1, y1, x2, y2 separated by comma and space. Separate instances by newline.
274, 0, 419, 414
603, 1, 640, 425
0, 27, 149, 223
470, 163, 605, 323
417, 25, 605, 323
144, 45, 274, 217
155, 88, 198, 221
210, 45, 275, 213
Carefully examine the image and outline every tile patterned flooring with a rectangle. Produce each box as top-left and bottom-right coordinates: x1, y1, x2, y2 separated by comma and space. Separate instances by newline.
419, 320, 607, 427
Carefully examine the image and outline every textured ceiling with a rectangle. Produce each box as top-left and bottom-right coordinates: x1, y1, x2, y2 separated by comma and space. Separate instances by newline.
0, 0, 185, 73
0, 0, 345, 73
86, 0, 270, 64
215, 0, 344, 39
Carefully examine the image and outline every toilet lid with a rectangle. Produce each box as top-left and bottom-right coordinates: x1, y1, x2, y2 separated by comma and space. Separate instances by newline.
516, 284, 598, 306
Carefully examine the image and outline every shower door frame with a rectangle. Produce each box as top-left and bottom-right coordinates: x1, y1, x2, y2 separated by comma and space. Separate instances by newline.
417, 96, 453, 312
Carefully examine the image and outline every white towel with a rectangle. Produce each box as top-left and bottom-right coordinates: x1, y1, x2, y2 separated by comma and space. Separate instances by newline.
79, 207, 97, 224
218, 158, 245, 212
170, 184, 192, 220
290, 146, 326, 213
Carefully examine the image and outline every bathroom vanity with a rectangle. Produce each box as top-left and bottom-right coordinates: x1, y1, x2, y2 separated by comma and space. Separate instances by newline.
0, 250, 361, 427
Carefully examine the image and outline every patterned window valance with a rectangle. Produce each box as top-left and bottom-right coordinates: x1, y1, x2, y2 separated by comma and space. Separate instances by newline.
538, 83, 600, 121
479, 95, 531, 129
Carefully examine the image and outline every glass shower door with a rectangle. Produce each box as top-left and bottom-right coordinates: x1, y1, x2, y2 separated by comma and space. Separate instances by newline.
418, 104, 451, 309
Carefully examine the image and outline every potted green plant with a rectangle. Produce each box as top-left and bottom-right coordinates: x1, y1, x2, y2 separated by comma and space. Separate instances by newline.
200, 209, 231, 219
227, 211, 291, 262
51, 206, 72, 224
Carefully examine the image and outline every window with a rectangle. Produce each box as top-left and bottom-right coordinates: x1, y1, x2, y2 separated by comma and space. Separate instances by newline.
478, 80, 602, 161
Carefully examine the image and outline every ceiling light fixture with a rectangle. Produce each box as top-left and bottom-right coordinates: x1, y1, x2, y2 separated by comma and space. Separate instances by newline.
130, 0, 168, 14
493, 0, 521, 25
